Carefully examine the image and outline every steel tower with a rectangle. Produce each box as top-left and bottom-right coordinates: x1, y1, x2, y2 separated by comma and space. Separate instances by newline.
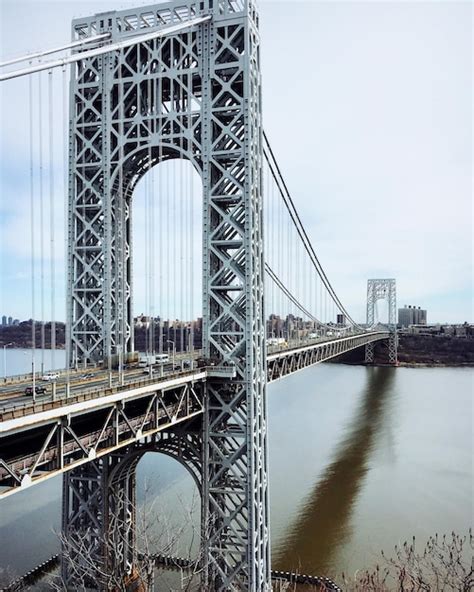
365, 278, 398, 364
64, 1, 270, 590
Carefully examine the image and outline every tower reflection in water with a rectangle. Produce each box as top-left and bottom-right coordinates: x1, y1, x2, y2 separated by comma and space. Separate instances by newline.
274, 367, 396, 576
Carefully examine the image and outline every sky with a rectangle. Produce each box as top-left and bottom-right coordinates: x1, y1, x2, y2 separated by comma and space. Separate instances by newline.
0, 0, 472, 325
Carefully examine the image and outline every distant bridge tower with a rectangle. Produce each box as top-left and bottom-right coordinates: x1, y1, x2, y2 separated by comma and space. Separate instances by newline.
64, 1, 270, 590
365, 278, 397, 364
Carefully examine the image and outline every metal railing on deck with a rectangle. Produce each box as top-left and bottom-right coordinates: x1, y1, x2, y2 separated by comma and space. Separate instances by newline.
0, 367, 205, 421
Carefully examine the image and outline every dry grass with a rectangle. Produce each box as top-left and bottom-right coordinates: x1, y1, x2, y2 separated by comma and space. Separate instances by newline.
272, 531, 473, 592
342, 531, 473, 591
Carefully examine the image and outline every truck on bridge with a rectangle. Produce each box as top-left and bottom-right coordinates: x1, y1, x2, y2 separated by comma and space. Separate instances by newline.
138, 354, 169, 368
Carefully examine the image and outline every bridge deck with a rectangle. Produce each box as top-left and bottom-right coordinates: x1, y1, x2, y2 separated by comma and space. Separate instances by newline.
0, 331, 388, 497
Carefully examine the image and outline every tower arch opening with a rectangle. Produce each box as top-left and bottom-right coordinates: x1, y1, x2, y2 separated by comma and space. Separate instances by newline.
129, 153, 203, 360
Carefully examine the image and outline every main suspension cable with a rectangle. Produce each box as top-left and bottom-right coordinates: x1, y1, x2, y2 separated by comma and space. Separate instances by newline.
265, 263, 319, 325
263, 131, 361, 329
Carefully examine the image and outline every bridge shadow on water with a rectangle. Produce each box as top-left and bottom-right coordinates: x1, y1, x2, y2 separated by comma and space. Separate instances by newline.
273, 366, 396, 578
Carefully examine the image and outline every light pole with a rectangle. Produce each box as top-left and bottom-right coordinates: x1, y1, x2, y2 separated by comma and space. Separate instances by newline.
3, 343, 12, 381
21, 350, 36, 402
118, 347, 124, 386
31, 355, 36, 403
166, 340, 175, 369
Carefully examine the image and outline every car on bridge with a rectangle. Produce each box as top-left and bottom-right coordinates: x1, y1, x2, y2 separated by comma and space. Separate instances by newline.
24, 385, 48, 396
196, 357, 219, 368
80, 372, 95, 379
41, 371, 60, 381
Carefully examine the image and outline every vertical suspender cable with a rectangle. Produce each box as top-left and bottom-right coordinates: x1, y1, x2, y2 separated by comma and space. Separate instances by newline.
48, 70, 56, 370
166, 141, 170, 347
38, 73, 45, 372
263, 166, 275, 326
118, 51, 125, 376
274, 178, 277, 327
145, 69, 150, 356
279, 182, 283, 325
288, 215, 292, 325
325, 287, 328, 326
263, 163, 267, 326
29, 70, 36, 385
309, 252, 312, 327
295, 214, 299, 333
151, 162, 155, 353
172, 140, 177, 350
62, 65, 70, 391
148, 66, 155, 355
179, 76, 184, 353
147, 172, 151, 353
189, 59, 194, 354
174, 157, 178, 351
151, 159, 156, 354
321, 282, 324, 326
264, 163, 268, 326
144, 176, 149, 355
158, 64, 164, 354
267, 168, 271, 324
186, 61, 190, 353
269, 166, 274, 329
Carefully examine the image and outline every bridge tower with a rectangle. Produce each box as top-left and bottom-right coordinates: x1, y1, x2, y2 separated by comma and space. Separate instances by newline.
64, 1, 270, 590
365, 278, 397, 364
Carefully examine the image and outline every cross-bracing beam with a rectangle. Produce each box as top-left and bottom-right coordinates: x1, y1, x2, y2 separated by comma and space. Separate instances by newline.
0, 15, 211, 81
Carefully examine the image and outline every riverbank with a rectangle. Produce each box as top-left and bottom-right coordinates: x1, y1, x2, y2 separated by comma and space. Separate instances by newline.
335, 334, 474, 367
397, 361, 473, 368
397, 334, 474, 366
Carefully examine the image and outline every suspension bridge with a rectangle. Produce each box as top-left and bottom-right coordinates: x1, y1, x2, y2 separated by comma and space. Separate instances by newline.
0, 1, 397, 590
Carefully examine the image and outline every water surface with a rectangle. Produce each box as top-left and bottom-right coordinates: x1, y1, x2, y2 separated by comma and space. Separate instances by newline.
0, 351, 471, 582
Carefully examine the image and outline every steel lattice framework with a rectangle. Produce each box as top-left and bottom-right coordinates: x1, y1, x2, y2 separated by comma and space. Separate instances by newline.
66, 1, 269, 589
365, 278, 397, 364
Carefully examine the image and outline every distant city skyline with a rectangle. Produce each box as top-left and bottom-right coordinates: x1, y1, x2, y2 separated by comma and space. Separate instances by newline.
1, 0, 472, 324
2, 309, 472, 328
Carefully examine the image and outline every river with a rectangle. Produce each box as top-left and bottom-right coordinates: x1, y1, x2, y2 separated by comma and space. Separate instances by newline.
0, 351, 471, 584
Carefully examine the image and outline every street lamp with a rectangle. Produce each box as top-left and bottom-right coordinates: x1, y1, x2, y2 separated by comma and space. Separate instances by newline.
3, 343, 12, 381
118, 347, 124, 386
166, 340, 176, 369
21, 350, 36, 403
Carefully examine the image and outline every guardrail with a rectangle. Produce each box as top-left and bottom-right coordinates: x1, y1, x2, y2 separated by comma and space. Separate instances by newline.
206, 365, 237, 378
266, 331, 371, 355
1, 350, 205, 385
0, 368, 206, 421
1, 366, 87, 386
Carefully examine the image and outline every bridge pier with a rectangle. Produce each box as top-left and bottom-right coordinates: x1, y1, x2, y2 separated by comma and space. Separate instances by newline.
365, 342, 375, 364
61, 427, 204, 591
61, 455, 139, 591
364, 333, 398, 365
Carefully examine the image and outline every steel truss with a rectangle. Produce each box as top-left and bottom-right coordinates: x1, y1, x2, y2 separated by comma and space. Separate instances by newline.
61, 430, 203, 590
0, 378, 204, 495
365, 279, 398, 364
267, 332, 389, 381
0, 333, 390, 496
66, 0, 269, 589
